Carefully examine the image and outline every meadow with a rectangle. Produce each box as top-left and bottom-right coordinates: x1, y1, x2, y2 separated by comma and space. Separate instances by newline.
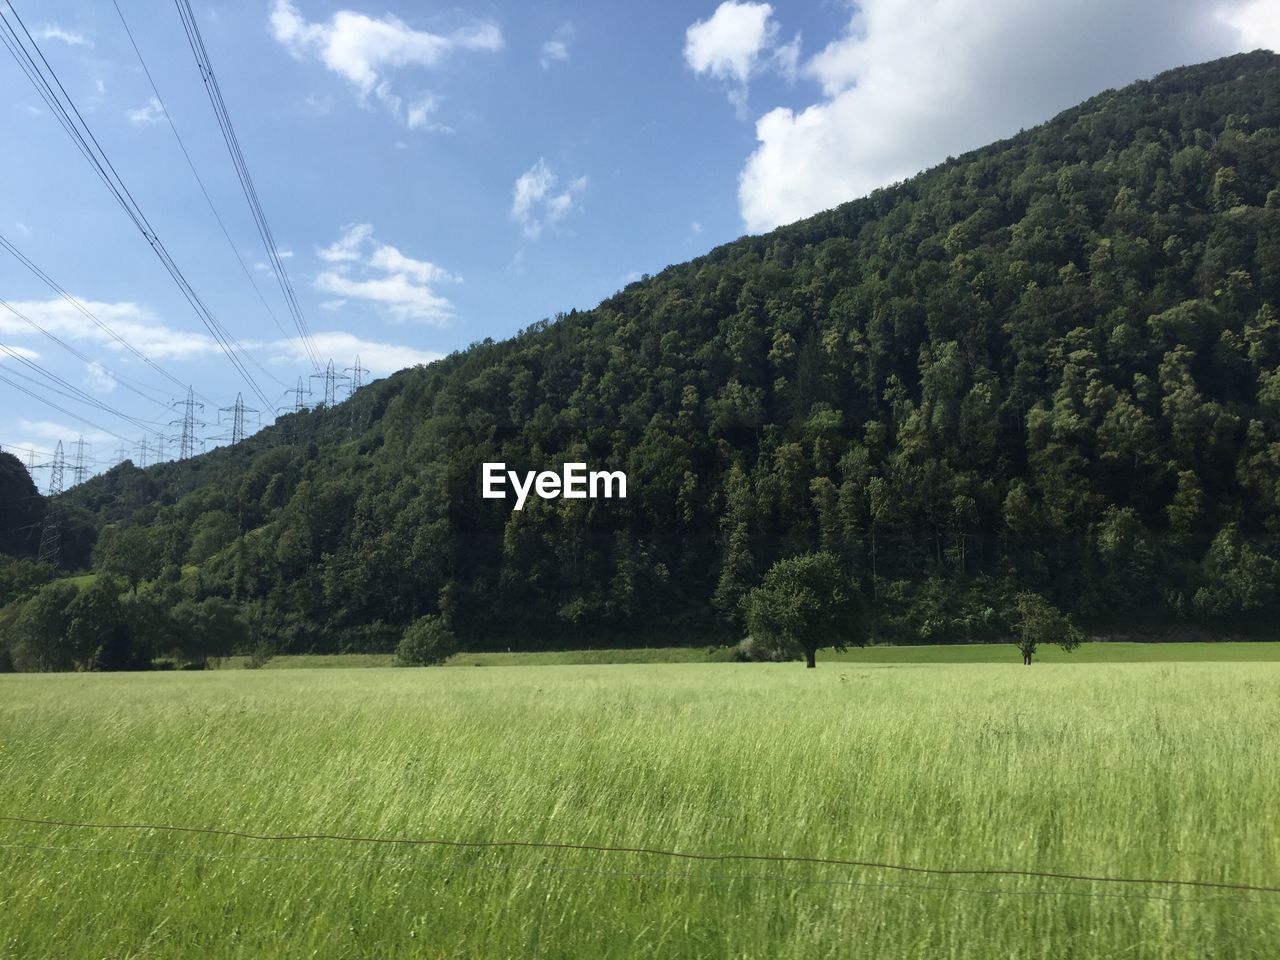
1, 659, 1278, 958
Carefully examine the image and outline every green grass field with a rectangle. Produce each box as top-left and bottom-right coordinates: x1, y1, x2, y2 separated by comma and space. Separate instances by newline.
2, 661, 1278, 958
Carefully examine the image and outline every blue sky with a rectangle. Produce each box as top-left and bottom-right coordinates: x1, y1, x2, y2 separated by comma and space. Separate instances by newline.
1, 0, 1274, 486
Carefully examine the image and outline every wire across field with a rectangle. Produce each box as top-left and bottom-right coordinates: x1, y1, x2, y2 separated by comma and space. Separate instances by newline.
2, 813, 1276, 896
1, 662, 1278, 958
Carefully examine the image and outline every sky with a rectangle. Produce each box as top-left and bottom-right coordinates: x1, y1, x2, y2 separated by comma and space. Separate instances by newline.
1, 0, 1276, 488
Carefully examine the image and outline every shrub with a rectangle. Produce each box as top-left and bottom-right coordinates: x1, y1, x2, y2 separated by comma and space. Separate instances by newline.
396, 615, 458, 666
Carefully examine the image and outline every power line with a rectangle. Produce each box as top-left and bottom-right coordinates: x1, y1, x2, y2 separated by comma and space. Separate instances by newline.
0, 4, 278, 412
170, 0, 324, 373
0, 814, 1275, 896
0, 233, 214, 406
107, 0, 312, 365
0, 295, 173, 411
0, 337, 163, 436
0, 368, 134, 444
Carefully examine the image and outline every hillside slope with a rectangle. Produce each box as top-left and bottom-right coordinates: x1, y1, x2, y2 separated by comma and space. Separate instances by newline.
52, 51, 1280, 651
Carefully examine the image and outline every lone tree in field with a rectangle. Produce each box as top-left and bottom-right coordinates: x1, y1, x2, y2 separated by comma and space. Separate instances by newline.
1008, 592, 1085, 665
743, 552, 863, 668
397, 615, 458, 666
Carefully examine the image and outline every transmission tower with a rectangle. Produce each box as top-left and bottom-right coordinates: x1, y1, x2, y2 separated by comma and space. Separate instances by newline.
71, 437, 90, 486
310, 359, 349, 408
114, 444, 130, 467
344, 355, 365, 396
170, 387, 207, 460
37, 441, 65, 567
283, 377, 311, 414
218, 392, 260, 445
135, 437, 155, 468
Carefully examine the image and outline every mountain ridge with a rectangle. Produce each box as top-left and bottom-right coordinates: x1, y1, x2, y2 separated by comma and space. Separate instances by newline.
15, 49, 1280, 655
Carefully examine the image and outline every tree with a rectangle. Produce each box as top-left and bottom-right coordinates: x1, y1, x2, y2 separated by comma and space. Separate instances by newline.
396, 615, 458, 666
10, 581, 81, 671
1007, 592, 1085, 665
169, 597, 247, 668
743, 552, 863, 668
65, 576, 150, 671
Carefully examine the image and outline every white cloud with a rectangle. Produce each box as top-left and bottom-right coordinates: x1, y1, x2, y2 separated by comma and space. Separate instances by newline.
738, 0, 1275, 233
271, 331, 442, 376
684, 2, 796, 114
511, 159, 588, 240
16, 420, 113, 449
85, 362, 116, 394
317, 223, 372, 263
33, 24, 90, 47
0, 345, 40, 362
406, 93, 451, 133
1220, 0, 1280, 48
0, 298, 220, 361
541, 23, 573, 69
126, 98, 166, 127
268, 0, 501, 127
313, 224, 458, 323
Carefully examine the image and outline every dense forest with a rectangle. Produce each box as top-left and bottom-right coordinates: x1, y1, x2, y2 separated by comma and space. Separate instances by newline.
3, 52, 1279, 667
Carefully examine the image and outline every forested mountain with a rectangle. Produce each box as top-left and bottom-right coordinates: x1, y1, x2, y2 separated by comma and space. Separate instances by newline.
8, 51, 1280, 656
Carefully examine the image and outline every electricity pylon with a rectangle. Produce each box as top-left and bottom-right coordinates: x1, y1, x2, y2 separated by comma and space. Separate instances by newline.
71, 437, 90, 486
310, 359, 350, 408
218, 392, 259, 445
170, 387, 206, 460
37, 441, 65, 567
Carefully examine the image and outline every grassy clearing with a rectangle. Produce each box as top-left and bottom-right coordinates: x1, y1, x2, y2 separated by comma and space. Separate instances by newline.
1, 662, 1277, 958
217, 640, 1280, 670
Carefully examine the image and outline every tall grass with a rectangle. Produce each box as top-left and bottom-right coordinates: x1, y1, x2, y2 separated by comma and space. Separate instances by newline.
1, 662, 1277, 957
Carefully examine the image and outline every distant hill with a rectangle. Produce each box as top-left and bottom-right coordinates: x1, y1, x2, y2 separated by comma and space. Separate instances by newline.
0, 451, 43, 559
54, 51, 1280, 651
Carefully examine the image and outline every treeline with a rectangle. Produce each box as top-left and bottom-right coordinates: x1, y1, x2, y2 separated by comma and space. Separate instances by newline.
0, 561, 245, 672
5, 52, 1280, 663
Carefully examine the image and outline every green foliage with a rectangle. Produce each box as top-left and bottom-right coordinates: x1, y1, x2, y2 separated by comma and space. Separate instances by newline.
0, 557, 53, 608
396, 615, 458, 666
0, 451, 43, 559
168, 597, 248, 668
1007, 592, 1086, 664
743, 552, 863, 667
52, 52, 1280, 650
9, 581, 81, 672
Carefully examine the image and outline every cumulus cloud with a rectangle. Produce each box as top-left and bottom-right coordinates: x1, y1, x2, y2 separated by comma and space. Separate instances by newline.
684, 2, 797, 115
1219, 0, 1280, 47
313, 224, 458, 323
738, 0, 1276, 233
541, 23, 573, 69
272, 331, 442, 376
33, 24, 90, 47
126, 98, 166, 127
0, 298, 219, 361
511, 159, 588, 240
268, 0, 501, 127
